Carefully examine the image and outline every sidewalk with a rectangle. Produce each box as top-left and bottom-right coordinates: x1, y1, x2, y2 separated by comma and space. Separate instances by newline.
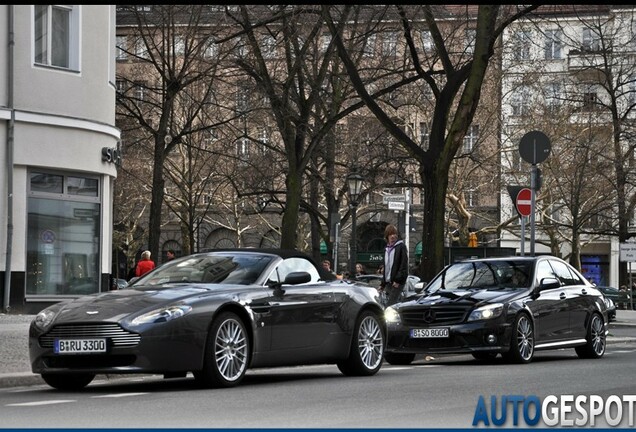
1, 310, 636, 389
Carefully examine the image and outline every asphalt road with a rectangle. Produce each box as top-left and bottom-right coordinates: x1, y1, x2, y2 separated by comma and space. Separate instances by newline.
1, 319, 635, 428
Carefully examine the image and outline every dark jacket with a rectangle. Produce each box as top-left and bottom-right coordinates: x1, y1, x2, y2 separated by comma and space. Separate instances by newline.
383, 240, 409, 286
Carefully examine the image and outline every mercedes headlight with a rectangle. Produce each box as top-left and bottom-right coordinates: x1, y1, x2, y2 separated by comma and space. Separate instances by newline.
384, 306, 401, 324
468, 303, 504, 322
131, 305, 192, 325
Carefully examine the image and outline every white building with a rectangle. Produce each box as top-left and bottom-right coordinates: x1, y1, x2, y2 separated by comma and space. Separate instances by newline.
499, 5, 636, 287
0, 5, 120, 313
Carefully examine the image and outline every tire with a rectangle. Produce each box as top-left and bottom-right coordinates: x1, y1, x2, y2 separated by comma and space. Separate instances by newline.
503, 313, 534, 364
472, 352, 498, 361
383, 352, 416, 365
196, 312, 250, 388
41, 373, 95, 390
337, 310, 384, 376
575, 313, 606, 359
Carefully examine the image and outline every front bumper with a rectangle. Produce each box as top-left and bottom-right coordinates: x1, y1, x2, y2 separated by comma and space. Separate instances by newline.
385, 319, 512, 355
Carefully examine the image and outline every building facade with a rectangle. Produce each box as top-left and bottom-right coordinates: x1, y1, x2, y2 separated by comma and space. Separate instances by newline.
0, 5, 120, 313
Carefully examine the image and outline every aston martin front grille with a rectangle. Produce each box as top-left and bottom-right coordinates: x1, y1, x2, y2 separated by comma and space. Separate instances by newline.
402, 306, 470, 326
39, 323, 140, 348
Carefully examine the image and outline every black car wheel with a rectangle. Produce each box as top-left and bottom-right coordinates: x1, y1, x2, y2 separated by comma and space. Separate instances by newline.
41, 373, 95, 390
196, 312, 249, 388
337, 310, 384, 376
383, 352, 416, 365
575, 313, 606, 359
504, 313, 534, 364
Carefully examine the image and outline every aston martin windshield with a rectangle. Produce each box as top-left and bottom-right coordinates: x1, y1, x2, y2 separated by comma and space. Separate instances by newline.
135, 253, 275, 286
426, 260, 534, 293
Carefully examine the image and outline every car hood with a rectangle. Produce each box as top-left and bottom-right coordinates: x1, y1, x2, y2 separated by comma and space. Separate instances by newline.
401, 287, 524, 308
50, 284, 243, 323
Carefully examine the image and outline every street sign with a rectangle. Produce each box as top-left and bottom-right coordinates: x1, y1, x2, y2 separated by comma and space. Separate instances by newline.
388, 201, 406, 211
519, 131, 551, 164
516, 188, 532, 217
620, 243, 636, 262
382, 194, 406, 204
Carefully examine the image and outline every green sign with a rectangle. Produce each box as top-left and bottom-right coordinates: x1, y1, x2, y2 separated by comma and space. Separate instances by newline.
357, 252, 384, 263
320, 240, 327, 254
415, 242, 422, 257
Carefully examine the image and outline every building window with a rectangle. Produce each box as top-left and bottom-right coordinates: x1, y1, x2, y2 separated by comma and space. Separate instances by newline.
421, 30, 435, 53
237, 138, 249, 159
133, 82, 145, 101
582, 28, 601, 52
463, 125, 479, 153
27, 171, 101, 296
320, 33, 331, 53
544, 29, 563, 60
363, 34, 376, 57
419, 122, 429, 150
582, 91, 599, 110
381, 32, 397, 57
261, 34, 276, 59
34, 5, 79, 69
513, 30, 531, 61
545, 82, 562, 112
133, 36, 147, 59
116, 35, 128, 60
511, 86, 530, 116
465, 29, 476, 54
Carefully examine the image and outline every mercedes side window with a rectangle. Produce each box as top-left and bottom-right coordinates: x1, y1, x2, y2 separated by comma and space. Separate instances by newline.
535, 260, 558, 287
549, 260, 581, 286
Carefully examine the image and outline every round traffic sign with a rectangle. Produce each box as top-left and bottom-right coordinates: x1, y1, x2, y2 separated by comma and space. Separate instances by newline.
516, 188, 532, 217
519, 130, 551, 164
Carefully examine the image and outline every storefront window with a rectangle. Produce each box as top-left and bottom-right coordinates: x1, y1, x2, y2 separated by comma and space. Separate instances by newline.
26, 172, 100, 296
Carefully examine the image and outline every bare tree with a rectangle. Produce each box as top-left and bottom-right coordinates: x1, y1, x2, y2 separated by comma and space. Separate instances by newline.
323, 4, 539, 281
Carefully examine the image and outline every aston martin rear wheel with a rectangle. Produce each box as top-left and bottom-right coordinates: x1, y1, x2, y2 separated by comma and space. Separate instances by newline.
575, 313, 606, 359
197, 312, 249, 388
41, 373, 95, 390
337, 310, 384, 376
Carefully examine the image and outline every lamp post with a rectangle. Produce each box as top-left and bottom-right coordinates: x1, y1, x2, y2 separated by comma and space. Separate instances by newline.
347, 173, 364, 278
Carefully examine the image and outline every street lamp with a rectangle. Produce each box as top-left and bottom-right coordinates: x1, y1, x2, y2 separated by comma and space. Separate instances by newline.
347, 172, 364, 278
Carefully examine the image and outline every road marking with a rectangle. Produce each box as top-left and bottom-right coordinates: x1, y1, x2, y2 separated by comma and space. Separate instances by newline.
6, 400, 76, 407
92, 392, 148, 398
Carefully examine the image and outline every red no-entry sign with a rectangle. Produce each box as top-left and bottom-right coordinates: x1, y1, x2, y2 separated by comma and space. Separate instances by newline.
516, 188, 532, 217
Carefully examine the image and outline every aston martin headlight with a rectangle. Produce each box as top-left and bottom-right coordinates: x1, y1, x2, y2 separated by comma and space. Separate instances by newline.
131, 305, 192, 325
468, 303, 504, 322
384, 306, 401, 325
33, 309, 59, 331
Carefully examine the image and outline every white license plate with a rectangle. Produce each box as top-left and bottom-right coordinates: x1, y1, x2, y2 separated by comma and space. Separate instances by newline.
54, 339, 107, 354
410, 328, 450, 338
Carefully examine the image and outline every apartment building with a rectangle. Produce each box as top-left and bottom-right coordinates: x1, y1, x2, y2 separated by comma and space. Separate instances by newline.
0, 5, 120, 313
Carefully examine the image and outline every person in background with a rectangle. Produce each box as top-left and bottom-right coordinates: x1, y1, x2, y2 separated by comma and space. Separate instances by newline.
380, 224, 409, 307
355, 263, 366, 278
376, 264, 384, 275
135, 250, 156, 277
166, 249, 176, 261
322, 259, 334, 274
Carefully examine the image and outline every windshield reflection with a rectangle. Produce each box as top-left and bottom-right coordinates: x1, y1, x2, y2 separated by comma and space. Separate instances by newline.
426, 261, 534, 293
134, 254, 274, 286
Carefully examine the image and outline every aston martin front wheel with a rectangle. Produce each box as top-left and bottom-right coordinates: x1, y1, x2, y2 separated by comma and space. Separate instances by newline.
337, 310, 384, 376
196, 312, 250, 388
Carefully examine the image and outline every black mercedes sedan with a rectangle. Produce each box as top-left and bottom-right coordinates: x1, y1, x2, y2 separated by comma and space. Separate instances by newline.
30, 249, 385, 390
384, 256, 608, 365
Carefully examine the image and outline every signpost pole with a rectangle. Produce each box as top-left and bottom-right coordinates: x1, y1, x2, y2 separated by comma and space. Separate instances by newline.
520, 216, 525, 256
530, 165, 537, 256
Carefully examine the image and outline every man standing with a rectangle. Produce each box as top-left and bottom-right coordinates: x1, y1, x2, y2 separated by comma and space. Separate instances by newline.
381, 224, 409, 307
135, 250, 156, 277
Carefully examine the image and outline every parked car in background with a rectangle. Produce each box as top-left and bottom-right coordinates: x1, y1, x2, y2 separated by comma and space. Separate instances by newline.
30, 249, 385, 390
384, 256, 608, 365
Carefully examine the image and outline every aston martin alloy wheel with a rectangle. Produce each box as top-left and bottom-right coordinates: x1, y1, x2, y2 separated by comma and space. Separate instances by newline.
197, 312, 249, 388
337, 310, 384, 376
